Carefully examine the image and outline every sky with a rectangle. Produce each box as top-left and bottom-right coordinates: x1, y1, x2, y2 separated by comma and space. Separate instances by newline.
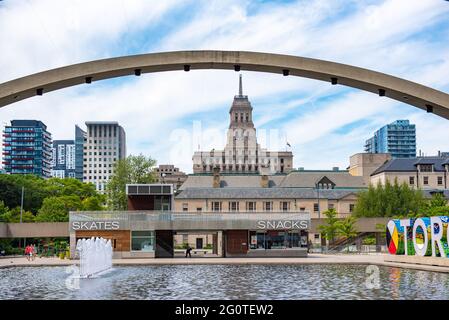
0, 0, 449, 173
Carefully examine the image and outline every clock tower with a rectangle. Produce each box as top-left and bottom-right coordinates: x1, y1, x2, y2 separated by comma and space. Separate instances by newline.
192, 74, 293, 174
224, 75, 259, 171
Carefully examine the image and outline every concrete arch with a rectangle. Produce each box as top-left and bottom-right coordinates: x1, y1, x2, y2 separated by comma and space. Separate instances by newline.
0, 50, 448, 119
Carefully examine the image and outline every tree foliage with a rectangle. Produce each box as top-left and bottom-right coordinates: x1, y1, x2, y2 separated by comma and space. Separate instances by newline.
337, 216, 358, 239
354, 179, 425, 218
45, 178, 98, 198
423, 192, 449, 216
36, 195, 82, 222
336, 216, 358, 252
0, 174, 49, 213
0, 201, 35, 223
318, 208, 340, 244
106, 154, 157, 210
0, 175, 105, 222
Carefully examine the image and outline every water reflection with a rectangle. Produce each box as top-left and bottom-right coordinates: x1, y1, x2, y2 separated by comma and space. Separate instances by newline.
0, 264, 448, 300
389, 267, 401, 299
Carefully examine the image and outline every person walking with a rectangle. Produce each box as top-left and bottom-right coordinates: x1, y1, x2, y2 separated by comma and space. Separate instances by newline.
31, 244, 36, 261
24, 245, 31, 261
185, 245, 192, 258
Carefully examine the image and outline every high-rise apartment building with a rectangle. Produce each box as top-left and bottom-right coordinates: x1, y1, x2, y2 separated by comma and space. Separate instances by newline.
50, 140, 76, 178
82, 121, 126, 192
364, 120, 416, 158
2, 120, 52, 177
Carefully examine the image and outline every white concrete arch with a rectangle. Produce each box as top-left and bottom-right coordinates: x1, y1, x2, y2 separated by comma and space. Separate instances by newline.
0, 50, 448, 119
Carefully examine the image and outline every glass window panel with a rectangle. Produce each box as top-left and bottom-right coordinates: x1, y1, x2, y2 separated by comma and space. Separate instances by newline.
249, 231, 266, 249
131, 231, 155, 252
288, 231, 300, 248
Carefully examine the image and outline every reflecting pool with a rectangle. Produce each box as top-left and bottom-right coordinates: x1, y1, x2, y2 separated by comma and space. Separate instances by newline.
0, 264, 448, 300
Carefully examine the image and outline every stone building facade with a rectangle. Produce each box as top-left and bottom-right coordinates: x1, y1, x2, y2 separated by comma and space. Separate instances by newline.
175, 169, 366, 246
369, 156, 449, 190
192, 75, 293, 174
155, 164, 188, 190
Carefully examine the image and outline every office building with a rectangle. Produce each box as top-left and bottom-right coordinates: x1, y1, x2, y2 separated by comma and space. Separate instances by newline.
51, 140, 76, 179
75, 125, 86, 182
82, 121, 126, 192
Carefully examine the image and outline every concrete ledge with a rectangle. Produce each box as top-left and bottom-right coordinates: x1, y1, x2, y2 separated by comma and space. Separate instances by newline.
244, 249, 307, 258
0, 222, 69, 238
384, 254, 449, 267
119, 251, 155, 259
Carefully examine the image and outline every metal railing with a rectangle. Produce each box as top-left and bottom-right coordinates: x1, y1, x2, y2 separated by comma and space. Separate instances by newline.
70, 211, 311, 222
312, 245, 387, 254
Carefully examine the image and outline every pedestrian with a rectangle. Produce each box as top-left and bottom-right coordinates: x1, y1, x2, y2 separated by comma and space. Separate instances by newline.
24, 245, 31, 261
185, 245, 192, 258
307, 240, 312, 253
31, 244, 36, 261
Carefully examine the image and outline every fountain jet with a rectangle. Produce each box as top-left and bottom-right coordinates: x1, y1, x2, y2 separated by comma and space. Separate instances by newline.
76, 237, 113, 278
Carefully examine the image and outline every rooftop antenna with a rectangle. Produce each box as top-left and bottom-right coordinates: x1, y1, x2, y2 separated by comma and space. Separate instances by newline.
239, 74, 243, 96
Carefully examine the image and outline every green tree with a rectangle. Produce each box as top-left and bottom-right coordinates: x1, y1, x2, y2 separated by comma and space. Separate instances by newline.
428, 192, 447, 208
423, 193, 449, 216
318, 208, 340, 245
35, 195, 82, 222
106, 154, 157, 210
0, 174, 49, 213
0, 175, 105, 222
81, 195, 106, 211
354, 179, 425, 218
337, 216, 358, 252
44, 178, 98, 198
0, 201, 8, 217
0, 206, 35, 223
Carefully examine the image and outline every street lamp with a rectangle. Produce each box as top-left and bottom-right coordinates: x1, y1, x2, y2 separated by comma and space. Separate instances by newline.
20, 186, 24, 223
315, 183, 321, 220
20, 186, 25, 248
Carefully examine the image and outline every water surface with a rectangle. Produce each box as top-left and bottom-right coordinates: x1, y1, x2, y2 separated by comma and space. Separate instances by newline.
0, 264, 448, 300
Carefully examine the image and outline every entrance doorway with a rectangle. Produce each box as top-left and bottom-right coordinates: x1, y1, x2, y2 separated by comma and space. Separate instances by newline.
196, 238, 203, 249
173, 231, 223, 258
155, 230, 174, 258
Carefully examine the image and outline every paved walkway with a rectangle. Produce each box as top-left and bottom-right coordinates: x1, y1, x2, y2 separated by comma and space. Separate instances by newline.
1, 254, 449, 273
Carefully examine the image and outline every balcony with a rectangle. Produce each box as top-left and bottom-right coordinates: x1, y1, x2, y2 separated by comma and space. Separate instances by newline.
12, 130, 34, 133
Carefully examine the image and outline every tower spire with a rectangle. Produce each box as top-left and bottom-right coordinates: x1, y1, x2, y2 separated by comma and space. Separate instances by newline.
239, 74, 243, 96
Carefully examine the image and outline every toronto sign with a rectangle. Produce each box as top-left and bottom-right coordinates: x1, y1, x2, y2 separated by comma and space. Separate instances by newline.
386, 216, 449, 257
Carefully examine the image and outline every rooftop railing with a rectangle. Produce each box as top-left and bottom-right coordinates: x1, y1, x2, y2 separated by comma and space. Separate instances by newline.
70, 211, 311, 222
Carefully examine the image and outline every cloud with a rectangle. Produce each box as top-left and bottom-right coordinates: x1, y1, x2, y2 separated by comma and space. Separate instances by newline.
0, 0, 182, 81
1, 0, 449, 173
